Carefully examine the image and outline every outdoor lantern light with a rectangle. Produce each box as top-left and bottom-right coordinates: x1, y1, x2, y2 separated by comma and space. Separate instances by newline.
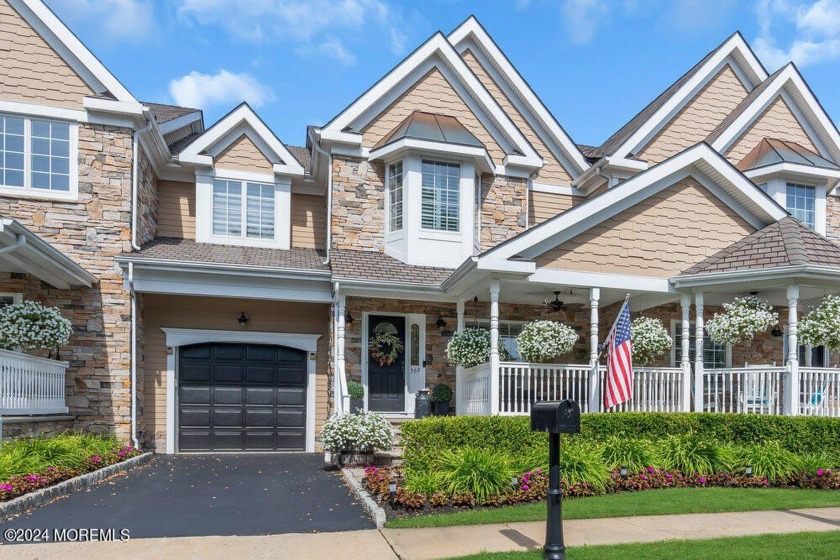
345, 312, 354, 324
771, 328, 783, 337
237, 312, 249, 325
620, 467, 628, 478
436, 315, 447, 329
531, 400, 581, 560
389, 481, 397, 507
746, 465, 753, 476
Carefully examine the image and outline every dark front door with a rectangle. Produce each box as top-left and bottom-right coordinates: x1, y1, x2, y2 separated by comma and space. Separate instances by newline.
368, 315, 406, 412
178, 342, 307, 452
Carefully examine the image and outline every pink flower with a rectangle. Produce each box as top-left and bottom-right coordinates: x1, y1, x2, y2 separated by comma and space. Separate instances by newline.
521, 484, 530, 491
762, 479, 769, 486
698, 476, 707, 484
91, 455, 101, 463
118, 451, 126, 457
0, 484, 13, 492
817, 469, 825, 477
26, 474, 39, 482
535, 469, 542, 474
647, 466, 655, 473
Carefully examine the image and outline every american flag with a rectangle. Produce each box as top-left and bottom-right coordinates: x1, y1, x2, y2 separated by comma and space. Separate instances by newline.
604, 299, 633, 409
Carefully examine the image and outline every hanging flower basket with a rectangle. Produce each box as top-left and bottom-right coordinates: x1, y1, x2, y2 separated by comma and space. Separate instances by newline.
368, 332, 404, 367
630, 317, 672, 365
0, 301, 72, 358
516, 320, 578, 363
446, 327, 512, 368
799, 294, 840, 350
706, 296, 779, 346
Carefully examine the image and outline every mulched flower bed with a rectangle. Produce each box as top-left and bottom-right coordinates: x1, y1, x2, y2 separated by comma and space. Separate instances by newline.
0, 445, 143, 502
363, 465, 840, 518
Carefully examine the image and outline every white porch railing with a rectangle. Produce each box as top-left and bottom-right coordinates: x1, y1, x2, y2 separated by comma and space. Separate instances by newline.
459, 363, 492, 415
799, 368, 840, 417
499, 363, 592, 414
701, 367, 786, 415
0, 349, 69, 415
599, 366, 684, 413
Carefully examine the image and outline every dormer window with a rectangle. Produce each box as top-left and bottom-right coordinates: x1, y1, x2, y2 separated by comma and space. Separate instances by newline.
421, 160, 460, 232
785, 182, 815, 229
211, 179, 276, 240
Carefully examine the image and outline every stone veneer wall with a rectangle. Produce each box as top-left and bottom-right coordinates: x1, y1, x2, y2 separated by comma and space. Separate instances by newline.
480, 174, 527, 250
0, 123, 135, 440
136, 144, 159, 245
827, 194, 840, 244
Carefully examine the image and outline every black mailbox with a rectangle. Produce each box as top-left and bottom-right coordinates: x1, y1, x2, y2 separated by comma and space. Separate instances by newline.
530, 400, 581, 434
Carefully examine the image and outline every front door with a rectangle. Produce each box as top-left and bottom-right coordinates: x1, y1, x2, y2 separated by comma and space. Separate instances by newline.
367, 315, 406, 412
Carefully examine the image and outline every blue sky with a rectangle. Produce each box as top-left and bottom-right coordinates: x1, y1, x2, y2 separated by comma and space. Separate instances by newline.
47, 0, 840, 149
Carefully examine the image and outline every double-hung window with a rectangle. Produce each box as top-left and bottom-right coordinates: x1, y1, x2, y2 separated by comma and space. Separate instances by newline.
387, 161, 403, 232
0, 114, 72, 196
786, 183, 816, 230
421, 160, 460, 232
212, 179, 275, 240
673, 322, 729, 369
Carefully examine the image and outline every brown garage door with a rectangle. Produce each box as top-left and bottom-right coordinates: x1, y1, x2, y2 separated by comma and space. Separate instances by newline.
177, 343, 307, 451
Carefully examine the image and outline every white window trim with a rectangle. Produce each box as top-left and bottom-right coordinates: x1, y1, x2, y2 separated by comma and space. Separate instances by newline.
0, 114, 78, 202
764, 177, 826, 235
669, 319, 732, 369
420, 158, 462, 234
195, 170, 291, 249
385, 160, 404, 234
0, 292, 23, 306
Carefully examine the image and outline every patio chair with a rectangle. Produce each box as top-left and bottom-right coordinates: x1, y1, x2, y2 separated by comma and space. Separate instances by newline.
800, 385, 829, 415
739, 372, 777, 413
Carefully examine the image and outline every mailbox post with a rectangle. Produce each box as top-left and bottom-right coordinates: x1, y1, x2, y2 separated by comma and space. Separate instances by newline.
531, 400, 581, 560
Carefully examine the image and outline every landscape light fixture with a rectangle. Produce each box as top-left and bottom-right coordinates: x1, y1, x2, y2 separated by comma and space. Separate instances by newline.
745, 465, 753, 476
620, 467, 628, 478
511, 476, 518, 488
389, 481, 397, 508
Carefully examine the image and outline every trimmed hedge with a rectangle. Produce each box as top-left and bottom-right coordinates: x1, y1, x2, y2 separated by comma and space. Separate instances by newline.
401, 413, 840, 474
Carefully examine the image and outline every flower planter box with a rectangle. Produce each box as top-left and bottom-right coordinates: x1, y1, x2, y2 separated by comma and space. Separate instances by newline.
339, 448, 374, 467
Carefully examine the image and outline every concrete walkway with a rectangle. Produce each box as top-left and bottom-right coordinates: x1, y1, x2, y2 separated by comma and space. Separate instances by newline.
1, 507, 839, 559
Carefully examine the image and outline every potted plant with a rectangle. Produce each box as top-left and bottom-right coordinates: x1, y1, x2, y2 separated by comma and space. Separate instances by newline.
516, 320, 578, 363
799, 295, 840, 350
347, 381, 364, 414
706, 295, 779, 345
429, 383, 453, 415
630, 317, 673, 365
321, 411, 394, 467
0, 301, 72, 359
446, 327, 512, 367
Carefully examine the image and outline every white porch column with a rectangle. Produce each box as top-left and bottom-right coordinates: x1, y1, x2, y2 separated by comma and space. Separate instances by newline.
693, 292, 704, 412
785, 285, 800, 416
588, 288, 601, 413
489, 279, 501, 415
335, 292, 348, 413
455, 299, 466, 416
680, 294, 692, 412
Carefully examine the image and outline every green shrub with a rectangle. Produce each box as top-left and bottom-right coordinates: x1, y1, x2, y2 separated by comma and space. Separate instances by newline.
347, 381, 364, 400
729, 442, 804, 481
430, 384, 453, 403
510, 446, 549, 474
0, 433, 122, 481
601, 437, 656, 472
403, 471, 443, 495
657, 434, 731, 475
800, 451, 839, 475
561, 442, 611, 490
434, 447, 515, 502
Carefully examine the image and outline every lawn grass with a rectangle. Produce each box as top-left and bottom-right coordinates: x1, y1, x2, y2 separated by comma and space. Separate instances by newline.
0, 433, 121, 481
385, 487, 840, 528
446, 531, 840, 559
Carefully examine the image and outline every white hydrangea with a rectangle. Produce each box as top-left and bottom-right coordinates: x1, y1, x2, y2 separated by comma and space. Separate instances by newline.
515, 320, 578, 363
630, 316, 672, 365
320, 411, 394, 453
798, 294, 840, 351
0, 301, 72, 353
446, 327, 512, 368
706, 296, 779, 345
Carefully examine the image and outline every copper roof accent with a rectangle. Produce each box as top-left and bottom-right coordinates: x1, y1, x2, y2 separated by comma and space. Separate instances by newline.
736, 138, 840, 172
680, 217, 840, 276
373, 111, 484, 150
144, 102, 201, 124
330, 249, 453, 286
125, 237, 329, 272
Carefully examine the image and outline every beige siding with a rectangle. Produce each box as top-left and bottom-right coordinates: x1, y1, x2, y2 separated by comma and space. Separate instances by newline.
362, 68, 506, 163
462, 49, 573, 185
157, 180, 196, 239
528, 190, 576, 226
536, 178, 755, 277
215, 134, 274, 173
638, 65, 748, 164
291, 193, 326, 250
0, 1, 95, 109
725, 96, 818, 163
143, 295, 330, 451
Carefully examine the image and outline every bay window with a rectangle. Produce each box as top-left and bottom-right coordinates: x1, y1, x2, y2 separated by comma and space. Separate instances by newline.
0, 114, 74, 198
421, 160, 460, 232
387, 161, 403, 232
785, 183, 816, 230
212, 179, 275, 240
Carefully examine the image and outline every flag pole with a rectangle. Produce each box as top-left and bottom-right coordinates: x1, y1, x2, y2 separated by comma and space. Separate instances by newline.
596, 294, 631, 359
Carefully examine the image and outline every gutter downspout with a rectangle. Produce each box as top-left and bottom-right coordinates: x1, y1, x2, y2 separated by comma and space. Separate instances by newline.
595, 164, 612, 189
310, 129, 333, 264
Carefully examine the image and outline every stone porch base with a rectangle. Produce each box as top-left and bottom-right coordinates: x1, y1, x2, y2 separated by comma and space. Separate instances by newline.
1, 415, 75, 439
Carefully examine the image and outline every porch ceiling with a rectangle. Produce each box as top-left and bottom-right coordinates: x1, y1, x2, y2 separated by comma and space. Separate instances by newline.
0, 218, 96, 289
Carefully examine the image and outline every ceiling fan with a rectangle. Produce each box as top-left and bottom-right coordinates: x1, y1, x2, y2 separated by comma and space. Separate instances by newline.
546, 290, 567, 312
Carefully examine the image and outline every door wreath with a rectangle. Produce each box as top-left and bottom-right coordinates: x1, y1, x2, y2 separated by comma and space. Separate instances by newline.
369, 332, 404, 367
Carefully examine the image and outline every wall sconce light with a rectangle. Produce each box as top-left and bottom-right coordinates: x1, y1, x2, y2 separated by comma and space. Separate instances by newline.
771, 328, 783, 337
436, 315, 447, 329
345, 312, 354, 324
237, 312, 249, 325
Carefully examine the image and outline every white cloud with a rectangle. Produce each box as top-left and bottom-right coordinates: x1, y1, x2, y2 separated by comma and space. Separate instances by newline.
176, 0, 408, 63
169, 70, 274, 110
48, 0, 154, 42
754, 0, 840, 69
561, 0, 608, 44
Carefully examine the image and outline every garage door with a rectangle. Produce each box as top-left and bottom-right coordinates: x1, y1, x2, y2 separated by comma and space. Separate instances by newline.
177, 343, 307, 452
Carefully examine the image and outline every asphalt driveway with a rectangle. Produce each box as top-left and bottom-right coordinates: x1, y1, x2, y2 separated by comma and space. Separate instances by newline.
1, 454, 373, 540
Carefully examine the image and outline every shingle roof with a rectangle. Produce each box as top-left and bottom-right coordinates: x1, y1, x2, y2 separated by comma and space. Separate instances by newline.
737, 138, 840, 172
287, 145, 312, 175
372, 111, 483, 150
597, 35, 730, 157
680, 217, 840, 276
144, 102, 201, 125
330, 249, 453, 286
126, 237, 329, 272
704, 65, 787, 145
